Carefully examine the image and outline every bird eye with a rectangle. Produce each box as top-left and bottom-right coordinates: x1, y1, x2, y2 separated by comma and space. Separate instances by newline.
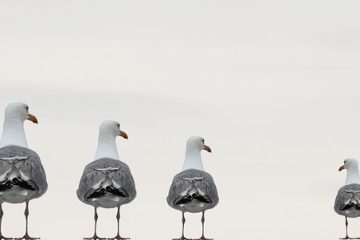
117, 123, 120, 128
25, 106, 29, 111
201, 138, 205, 143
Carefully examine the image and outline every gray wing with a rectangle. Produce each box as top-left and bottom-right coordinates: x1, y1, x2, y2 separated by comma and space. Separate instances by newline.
167, 169, 219, 210
0, 145, 48, 197
334, 183, 360, 217
77, 158, 136, 203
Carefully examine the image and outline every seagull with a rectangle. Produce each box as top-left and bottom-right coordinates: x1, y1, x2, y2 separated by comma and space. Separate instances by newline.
77, 121, 136, 240
335, 158, 360, 239
0, 102, 48, 240
167, 136, 219, 240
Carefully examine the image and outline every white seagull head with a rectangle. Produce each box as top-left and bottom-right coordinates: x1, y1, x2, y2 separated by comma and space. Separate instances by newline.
95, 120, 128, 160
186, 136, 211, 153
0, 102, 38, 147
339, 158, 359, 172
182, 136, 212, 171
99, 120, 128, 140
5, 102, 38, 124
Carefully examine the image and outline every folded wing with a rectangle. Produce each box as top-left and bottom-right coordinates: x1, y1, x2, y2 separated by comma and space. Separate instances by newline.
167, 169, 219, 211
335, 183, 360, 218
77, 158, 136, 206
0, 145, 48, 198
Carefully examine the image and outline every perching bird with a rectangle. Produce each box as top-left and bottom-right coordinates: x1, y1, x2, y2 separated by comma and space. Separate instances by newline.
167, 136, 219, 240
335, 158, 360, 239
77, 121, 136, 240
0, 102, 48, 240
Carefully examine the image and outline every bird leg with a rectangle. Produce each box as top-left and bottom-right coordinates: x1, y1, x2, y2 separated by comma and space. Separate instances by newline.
195, 211, 212, 240
0, 204, 12, 240
173, 212, 191, 240
14, 201, 39, 240
84, 207, 106, 240
338, 217, 360, 240
107, 206, 129, 240
339, 217, 351, 240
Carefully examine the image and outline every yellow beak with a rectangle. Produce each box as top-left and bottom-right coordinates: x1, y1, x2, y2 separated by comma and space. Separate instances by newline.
119, 130, 128, 139
203, 144, 212, 153
27, 114, 38, 124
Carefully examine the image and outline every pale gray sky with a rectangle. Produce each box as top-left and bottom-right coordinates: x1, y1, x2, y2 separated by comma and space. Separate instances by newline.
1, 1, 360, 239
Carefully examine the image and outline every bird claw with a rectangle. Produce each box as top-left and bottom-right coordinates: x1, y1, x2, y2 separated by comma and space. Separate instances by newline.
83, 236, 107, 240
107, 236, 130, 240
13, 235, 39, 240
195, 237, 213, 240
0, 235, 13, 240
339, 237, 360, 240
173, 236, 213, 240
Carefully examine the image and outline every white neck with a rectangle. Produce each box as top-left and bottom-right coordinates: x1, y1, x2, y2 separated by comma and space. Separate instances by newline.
94, 132, 119, 160
346, 167, 360, 185
182, 147, 204, 171
0, 117, 27, 148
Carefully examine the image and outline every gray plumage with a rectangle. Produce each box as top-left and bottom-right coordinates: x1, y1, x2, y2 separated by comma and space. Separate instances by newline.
334, 183, 360, 218
167, 169, 219, 213
0, 145, 47, 203
77, 157, 136, 208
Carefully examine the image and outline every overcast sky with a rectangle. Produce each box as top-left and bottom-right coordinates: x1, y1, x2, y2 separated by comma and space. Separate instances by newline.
1, 1, 360, 239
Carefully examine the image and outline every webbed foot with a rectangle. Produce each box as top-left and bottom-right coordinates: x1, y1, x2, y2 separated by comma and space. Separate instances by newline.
339, 237, 360, 240
0, 235, 13, 240
107, 235, 130, 240
83, 235, 106, 240
196, 237, 213, 240
14, 234, 39, 240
